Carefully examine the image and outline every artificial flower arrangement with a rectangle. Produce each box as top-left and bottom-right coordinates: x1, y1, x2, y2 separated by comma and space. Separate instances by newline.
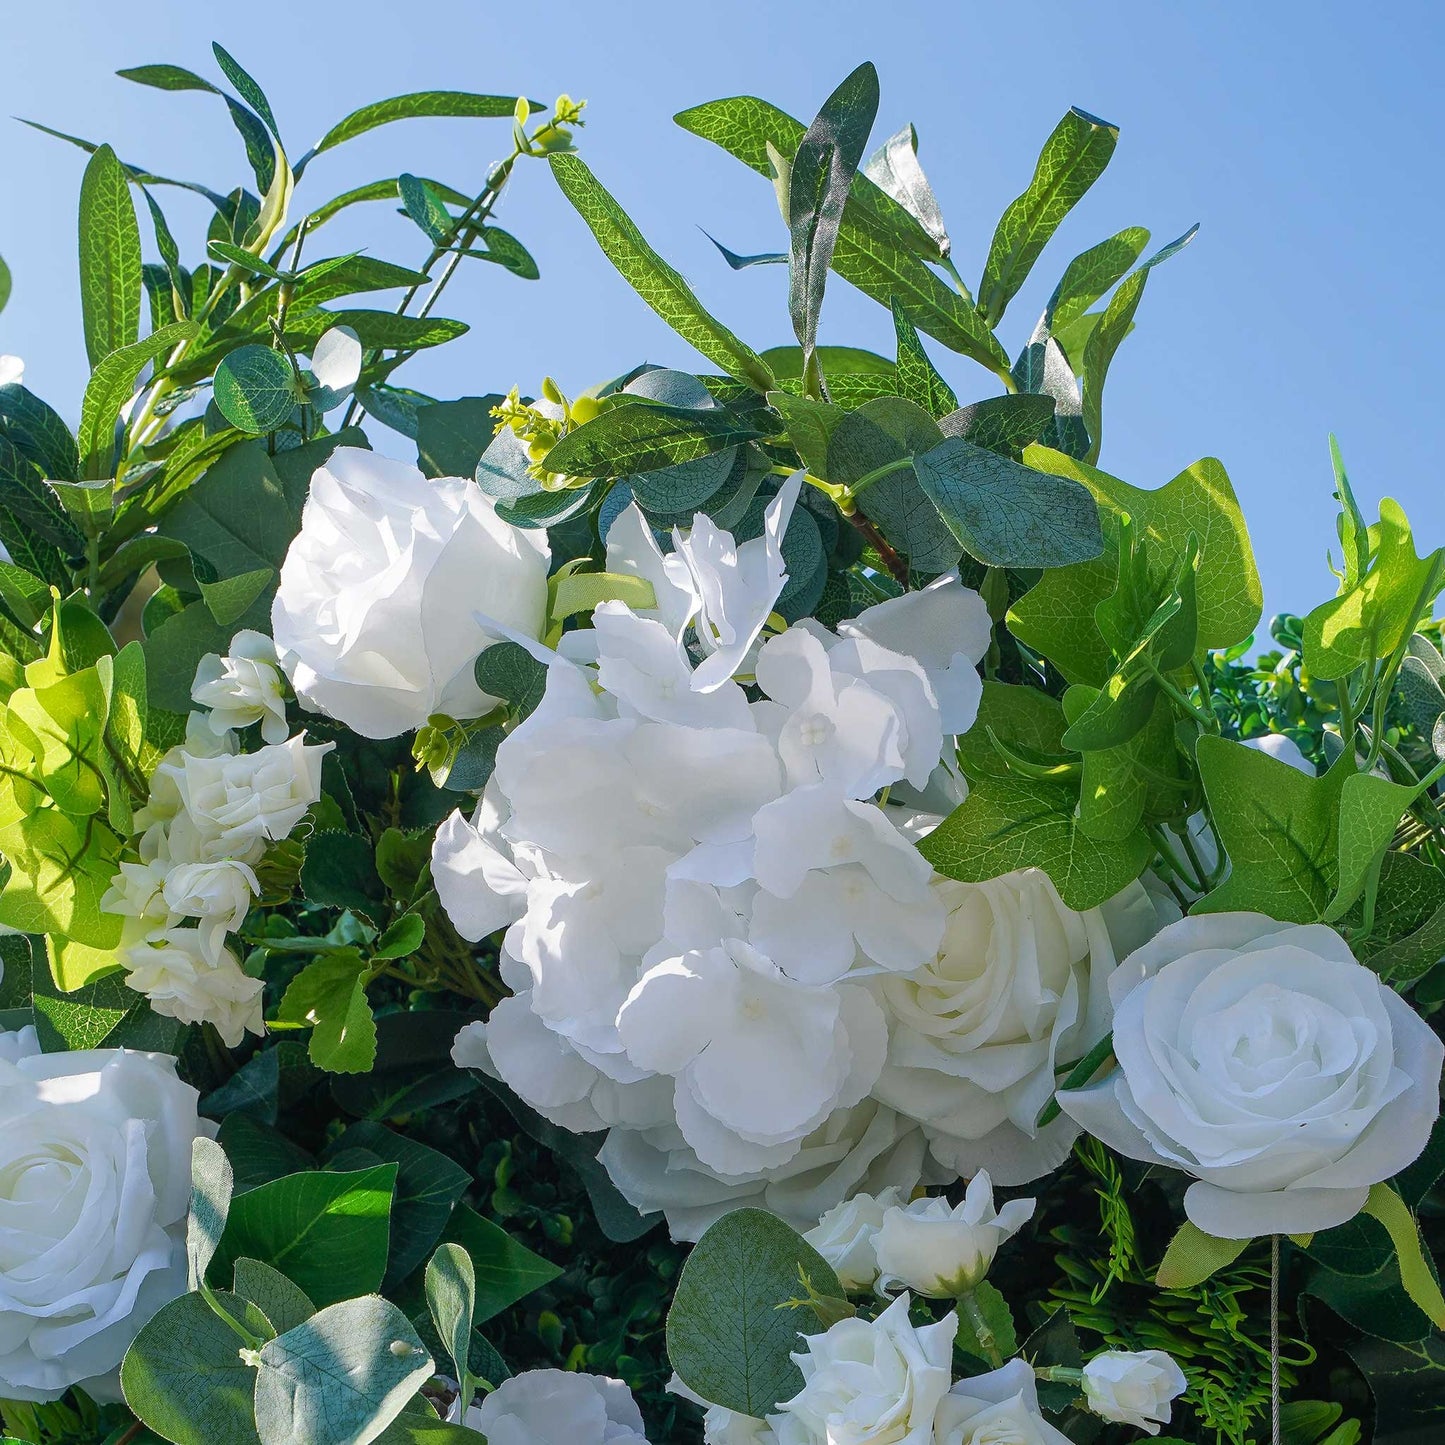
0, 42, 1440, 1445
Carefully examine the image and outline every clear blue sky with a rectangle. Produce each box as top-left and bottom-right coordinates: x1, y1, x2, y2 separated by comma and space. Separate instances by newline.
1, 1, 1440, 626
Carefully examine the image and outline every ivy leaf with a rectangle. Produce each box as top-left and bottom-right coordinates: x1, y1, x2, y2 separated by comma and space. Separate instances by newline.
549, 153, 774, 392
78, 143, 142, 368
1324, 772, 1421, 922
788, 63, 879, 392
978, 108, 1118, 325
1195, 739, 1349, 921
276, 948, 378, 1074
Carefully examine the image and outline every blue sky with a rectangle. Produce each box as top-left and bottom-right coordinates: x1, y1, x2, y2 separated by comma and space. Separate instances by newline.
1, 1, 1441, 625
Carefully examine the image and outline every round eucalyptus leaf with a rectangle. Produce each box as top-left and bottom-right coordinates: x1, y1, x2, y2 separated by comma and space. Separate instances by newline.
623, 367, 716, 410
214, 344, 299, 434
630, 445, 740, 517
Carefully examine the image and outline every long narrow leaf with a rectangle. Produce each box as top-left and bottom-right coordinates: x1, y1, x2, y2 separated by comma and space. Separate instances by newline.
78, 144, 143, 368
300, 91, 526, 173
549, 153, 774, 392
78, 320, 198, 479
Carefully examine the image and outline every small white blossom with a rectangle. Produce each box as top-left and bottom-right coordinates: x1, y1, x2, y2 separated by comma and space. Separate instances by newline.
802, 1187, 904, 1293
191, 629, 290, 743
122, 928, 264, 1047
1082, 1350, 1188, 1435
933, 1359, 1071, 1445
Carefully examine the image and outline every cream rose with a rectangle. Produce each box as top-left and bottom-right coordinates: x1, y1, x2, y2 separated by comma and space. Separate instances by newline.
803, 1187, 905, 1293
932, 1359, 1071, 1445
272, 446, 550, 739
776, 1292, 955, 1445
455, 1368, 650, 1443
872, 871, 1172, 1185
1060, 913, 1445, 1237
1081, 1350, 1187, 1435
0, 1031, 203, 1401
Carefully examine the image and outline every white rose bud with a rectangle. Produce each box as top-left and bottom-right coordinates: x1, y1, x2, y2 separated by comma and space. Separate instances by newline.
0, 1034, 204, 1401
777, 1292, 956, 1445
873, 1172, 1034, 1297
191, 629, 290, 744
1082, 1350, 1187, 1435
803, 1187, 904, 1293
272, 447, 550, 739
933, 1359, 1072, 1445
453, 1368, 650, 1443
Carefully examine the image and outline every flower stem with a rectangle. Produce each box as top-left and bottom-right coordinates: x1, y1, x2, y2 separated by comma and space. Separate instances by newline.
1270, 1233, 1282, 1445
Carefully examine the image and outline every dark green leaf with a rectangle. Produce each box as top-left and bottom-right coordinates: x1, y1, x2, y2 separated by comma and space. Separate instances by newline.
399, 173, 453, 244
543, 400, 764, 478
0, 383, 81, 481
474, 641, 547, 720
212, 43, 280, 141
892, 301, 957, 418
305, 92, 525, 167
415, 396, 505, 479
939, 394, 1055, 458
300, 832, 386, 919
214, 345, 299, 434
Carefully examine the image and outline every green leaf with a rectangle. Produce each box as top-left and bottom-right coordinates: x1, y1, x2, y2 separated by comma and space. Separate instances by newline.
1195, 739, 1348, 921
919, 770, 1150, 910
676, 96, 1007, 376
1343, 1333, 1445, 1440
939, 394, 1056, 459
214, 345, 300, 434
1325, 772, 1420, 921
912, 436, 1103, 568
549, 153, 774, 392
233, 1258, 316, 1336
142, 599, 263, 714
375, 913, 426, 961
864, 124, 950, 259
189, 1136, 235, 1290
413, 396, 504, 479
788, 63, 879, 391
628, 449, 744, 519
0, 382, 82, 481
220, 1114, 315, 1194
398, 173, 453, 244
667, 1207, 841, 1417
1009, 450, 1261, 685
253, 1296, 432, 1445
212, 43, 280, 142
277, 949, 378, 1074
426, 1244, 476, 1393
978, 108, 1118, 325
0, 253, 10, 314
1047, 226, 1151, 330
77, 319, 198, 478
120, 1290, 262, 1445
1305, 499, 1444, 681
439, 1203, 562, 1324
891, 301, 957, 418
300, 831, 386, 919
78, 143, 142, 368
476, 226, 539, 280
30, 960, 181, 1052
213, 1163, 397, 1308
475, 641, 548, 720
281, 307, 466, 353
956, 1281, 1018, 1361
331, 1121, 470, 1290
306, 92, 524, 165
1361, 1183, 1445, 1330
1155, 1221, 1248, 1288
543, 401, 764, 479
117, 63, 221, 94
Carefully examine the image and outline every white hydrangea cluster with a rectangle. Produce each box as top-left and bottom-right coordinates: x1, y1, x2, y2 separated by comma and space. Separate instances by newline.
441, 478, 1169, 1238
102, 632, 329, 1045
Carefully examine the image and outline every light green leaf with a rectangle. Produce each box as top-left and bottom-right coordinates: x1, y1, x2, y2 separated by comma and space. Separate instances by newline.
77, 319, 198, 478
543, 400, 764, 478
1155, 1221, 1248, 1288
1009, 450, 1261, 685
978, 108, 1118, 325
213, 1164, 397, 1307
253, 1296, 432, 1445
912, 436, 1103, 568
190, 1136, 236, 1290
78, 143, 143, 368
1325, 772, 1420, 922
233, 1258, 316, 1336
1046, 226, 1150, 330
550, 153, 775, 392
551, 571, 657, 622
276, 950, 377, 1074
667, 1207, 841, 1417
374, 913, 426, 961
425, 1244, 476, 1396
1195, 739, 1349, 921
1362, 1183, 1445, 1330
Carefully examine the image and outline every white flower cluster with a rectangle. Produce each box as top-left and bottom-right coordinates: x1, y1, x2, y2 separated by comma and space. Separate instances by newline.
102, 631, 329, 1045
684, 1292, 1186, 1444
441, 480, 1175, 1237
441, 478, 1011, 1235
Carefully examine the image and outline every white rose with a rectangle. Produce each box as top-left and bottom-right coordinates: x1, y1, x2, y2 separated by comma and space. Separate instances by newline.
191, 629, 290, 744
873, 1173, 1034, 1297
457, 1368, 650, 1443
598, 1100, 930, 1244
174, 733, 330, 862
0, 1033, 203, 1401
668, 1373, 781, 1445
1081, 1350, 1187, 1435
1060, 912, 1445, 1237
122, 928, 265, 1047
777, 1292, 955, 1445
161, 858, 259, 933
872, 872, 1168, 1185
932, 1359, 1071, 1445
803, 1187, 905, 1293
272, 446, 550, 739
